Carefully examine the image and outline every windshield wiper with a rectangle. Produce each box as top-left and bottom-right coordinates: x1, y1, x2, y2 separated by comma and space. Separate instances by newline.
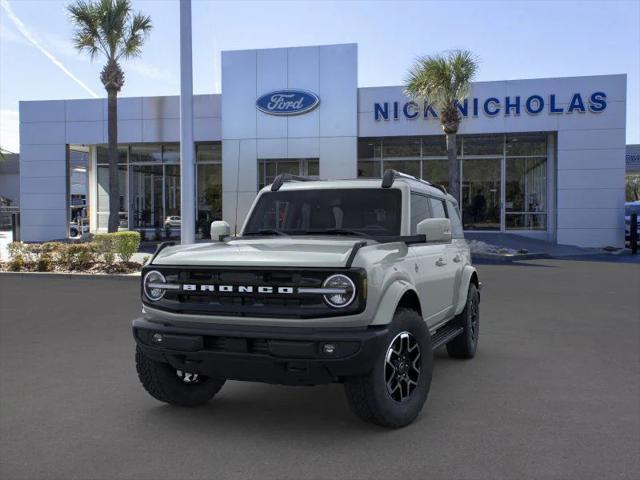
243, 229, 288, 236
303, 228, 372, 238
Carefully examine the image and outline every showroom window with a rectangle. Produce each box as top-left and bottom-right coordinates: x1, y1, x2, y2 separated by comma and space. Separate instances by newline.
257, 158, 319, 190
94, 142, 223, 238
196, 143, 223, 239
357, 133, 548, 231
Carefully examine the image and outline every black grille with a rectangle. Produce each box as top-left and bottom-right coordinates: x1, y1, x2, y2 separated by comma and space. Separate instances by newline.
143, 266, 366, 319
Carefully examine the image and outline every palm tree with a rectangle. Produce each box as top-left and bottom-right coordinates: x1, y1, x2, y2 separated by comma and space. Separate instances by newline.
405, 50, 478, 204
68, 0, 152, 232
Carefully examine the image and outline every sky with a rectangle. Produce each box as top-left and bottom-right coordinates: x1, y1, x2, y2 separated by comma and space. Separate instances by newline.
0, 0, 638, 153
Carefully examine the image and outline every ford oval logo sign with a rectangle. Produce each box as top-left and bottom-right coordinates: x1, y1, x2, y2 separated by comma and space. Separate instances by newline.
256, 90, 320, 116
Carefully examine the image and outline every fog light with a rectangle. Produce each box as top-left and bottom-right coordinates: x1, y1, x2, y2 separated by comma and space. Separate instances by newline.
152, 333, 163, 343
322, 343, 336, 354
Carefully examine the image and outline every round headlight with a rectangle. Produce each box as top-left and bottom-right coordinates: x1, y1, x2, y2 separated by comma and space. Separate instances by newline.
323, 274, 356, 308
143, 270, 167, 301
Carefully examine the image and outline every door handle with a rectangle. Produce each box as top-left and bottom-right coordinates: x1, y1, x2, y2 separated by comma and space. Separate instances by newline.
435, 258, 447, 267
453, 254, 462, 263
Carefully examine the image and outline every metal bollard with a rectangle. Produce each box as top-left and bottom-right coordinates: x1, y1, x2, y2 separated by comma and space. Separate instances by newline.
631, 213, 638, 255
11, 212, 20, 242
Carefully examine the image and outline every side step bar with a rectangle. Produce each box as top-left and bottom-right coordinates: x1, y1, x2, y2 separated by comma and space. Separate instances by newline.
431, 324, 464, 350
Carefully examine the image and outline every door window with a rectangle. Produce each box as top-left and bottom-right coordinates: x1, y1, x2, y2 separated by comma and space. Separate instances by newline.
410, 193, 431, 234
429, 198, 447, 219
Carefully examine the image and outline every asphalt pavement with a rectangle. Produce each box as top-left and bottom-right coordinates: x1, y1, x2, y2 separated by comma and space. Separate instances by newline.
1, 258, 639, 480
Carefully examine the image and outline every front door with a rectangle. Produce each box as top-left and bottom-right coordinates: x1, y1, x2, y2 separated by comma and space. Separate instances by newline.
258, 158, 319, 190
461, 157, 502, 230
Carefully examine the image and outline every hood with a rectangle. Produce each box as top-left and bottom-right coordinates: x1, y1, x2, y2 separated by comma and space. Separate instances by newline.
152, 237, 363, 268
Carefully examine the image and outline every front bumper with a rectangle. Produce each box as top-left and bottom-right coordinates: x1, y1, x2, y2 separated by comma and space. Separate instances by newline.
133, 318, 390, 386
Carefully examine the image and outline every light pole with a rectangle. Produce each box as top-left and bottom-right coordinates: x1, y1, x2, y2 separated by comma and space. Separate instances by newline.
179, 0, 195, 244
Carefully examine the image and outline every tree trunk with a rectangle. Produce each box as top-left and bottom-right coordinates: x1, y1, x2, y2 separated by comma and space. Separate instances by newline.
107, 90, 120, 233
446, 132, 460, 204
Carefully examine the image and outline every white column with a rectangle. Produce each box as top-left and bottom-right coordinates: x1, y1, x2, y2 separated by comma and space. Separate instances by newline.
179, 0, 195, 244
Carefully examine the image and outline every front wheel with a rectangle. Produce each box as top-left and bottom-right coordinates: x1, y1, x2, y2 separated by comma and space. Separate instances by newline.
135, 346, 225, 406
344, 309, 433, 428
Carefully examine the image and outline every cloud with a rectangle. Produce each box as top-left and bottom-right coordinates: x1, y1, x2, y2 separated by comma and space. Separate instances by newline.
128, 61, 179, 86
0, 110, 19, 153
0, 0, 99, 98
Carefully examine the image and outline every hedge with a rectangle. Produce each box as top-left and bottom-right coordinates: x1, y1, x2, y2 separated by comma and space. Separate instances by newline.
3, 231, 142, 272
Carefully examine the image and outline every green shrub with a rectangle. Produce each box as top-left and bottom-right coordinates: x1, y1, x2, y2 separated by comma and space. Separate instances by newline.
36, 253, 53, 272
41, 242, 65, 254
59, 243, 97, 270
113, 231, 140, 263
7, 242, 26, 259
8, 255, 25, 271
94, 233, 116, 265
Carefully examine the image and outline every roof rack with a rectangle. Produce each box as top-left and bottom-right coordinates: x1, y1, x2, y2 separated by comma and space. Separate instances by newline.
381, 169, 432, 189
434, 184, 448, 195
270, 173, 314, 191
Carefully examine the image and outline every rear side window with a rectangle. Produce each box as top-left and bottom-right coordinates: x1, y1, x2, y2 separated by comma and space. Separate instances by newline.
447, 200, 464, 238
410, 193, 431, 234
429, 198, 447, 219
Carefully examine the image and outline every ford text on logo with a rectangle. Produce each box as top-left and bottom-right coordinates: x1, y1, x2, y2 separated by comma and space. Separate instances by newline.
374, 91, 607, 121
256, 90, 320, 116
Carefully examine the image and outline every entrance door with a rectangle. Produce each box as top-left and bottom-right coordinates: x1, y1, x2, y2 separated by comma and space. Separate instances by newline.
258, 158, 319, 190
461, 158, 501, 230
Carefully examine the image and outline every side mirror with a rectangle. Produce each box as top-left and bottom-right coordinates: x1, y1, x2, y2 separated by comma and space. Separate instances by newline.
416, 218, 452, 243
210, 221, 230, 241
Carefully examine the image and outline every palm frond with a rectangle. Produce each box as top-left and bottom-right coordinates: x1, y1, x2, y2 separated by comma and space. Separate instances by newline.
405, 49, 479, 113
67, 0, 152, 70
118, 13, 152, 60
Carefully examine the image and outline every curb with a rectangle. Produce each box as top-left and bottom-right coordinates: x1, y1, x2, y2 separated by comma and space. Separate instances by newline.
0, 271, 140, 280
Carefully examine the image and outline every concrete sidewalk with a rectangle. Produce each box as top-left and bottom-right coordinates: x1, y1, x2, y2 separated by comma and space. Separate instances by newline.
466, 232, 611, 257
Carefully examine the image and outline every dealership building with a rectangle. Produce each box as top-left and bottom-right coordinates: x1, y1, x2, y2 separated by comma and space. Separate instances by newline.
18, 43, 627, 247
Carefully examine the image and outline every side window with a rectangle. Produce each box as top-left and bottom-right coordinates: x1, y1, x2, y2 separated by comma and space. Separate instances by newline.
429, 198, 447, 219
410, 193, 431, 234
447, 200, 464, 238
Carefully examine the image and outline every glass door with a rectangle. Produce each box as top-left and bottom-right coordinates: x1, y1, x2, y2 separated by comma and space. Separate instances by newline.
130, 164, 163, 229
461, 158, 502, 230
258, 158, 319, 190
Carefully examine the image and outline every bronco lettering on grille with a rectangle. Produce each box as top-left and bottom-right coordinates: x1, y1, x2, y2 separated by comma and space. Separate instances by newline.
182, 284, 295, 294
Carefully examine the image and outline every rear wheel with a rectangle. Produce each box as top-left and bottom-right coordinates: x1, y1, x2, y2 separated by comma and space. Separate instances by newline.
344, 308, 433, 428
446, 283, 479, 359
135, 346, 225, 406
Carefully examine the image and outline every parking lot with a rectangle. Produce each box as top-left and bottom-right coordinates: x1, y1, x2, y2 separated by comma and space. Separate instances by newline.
1, 258, 639, 480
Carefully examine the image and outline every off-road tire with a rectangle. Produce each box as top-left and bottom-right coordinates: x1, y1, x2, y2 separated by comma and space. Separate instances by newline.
446, 283, 479, 359
135, 346, 225, 406
344, 308, 433, 428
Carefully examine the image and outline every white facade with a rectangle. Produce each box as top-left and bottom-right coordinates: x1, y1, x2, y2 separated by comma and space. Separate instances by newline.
18, 43, 627, 247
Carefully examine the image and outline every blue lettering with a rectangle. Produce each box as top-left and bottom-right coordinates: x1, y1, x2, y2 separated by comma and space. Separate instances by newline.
424, 103, 438, 119
549, 94, 564, 113
374, 102, 389, 121
455, 99, 468, 117
589, 91, 607, 112
484, 97, 500, 116
525, 95, 544, 114
393, 101, 399, 120
473, 98, 479, 116
505, 96, 521, 115
568, 93, 586, 113
403, 101, 419, 119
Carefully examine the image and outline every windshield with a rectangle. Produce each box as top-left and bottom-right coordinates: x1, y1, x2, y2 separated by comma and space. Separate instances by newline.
243, 188, 402, 237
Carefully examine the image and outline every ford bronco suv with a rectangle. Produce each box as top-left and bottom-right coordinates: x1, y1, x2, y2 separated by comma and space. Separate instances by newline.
133, 170, 481, 428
